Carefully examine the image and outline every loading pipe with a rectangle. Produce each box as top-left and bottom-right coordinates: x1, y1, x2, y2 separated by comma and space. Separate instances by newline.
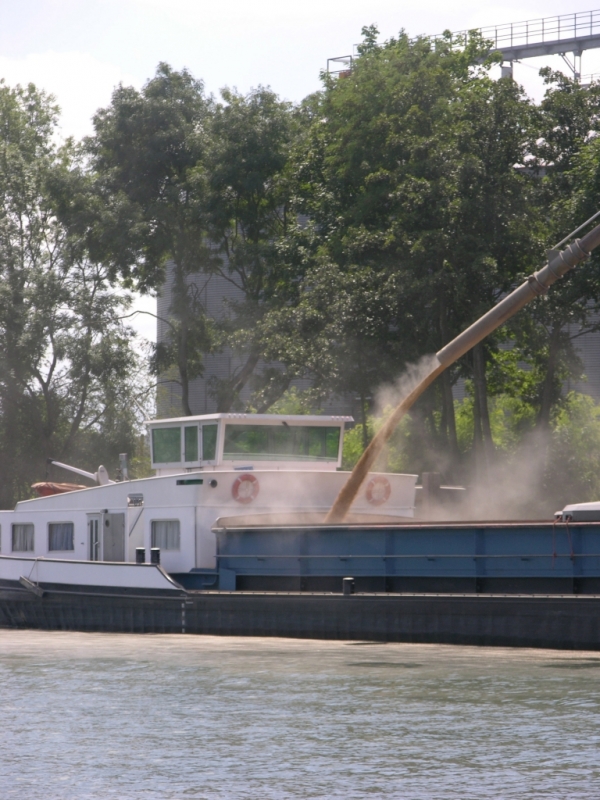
325, 222, 600, 524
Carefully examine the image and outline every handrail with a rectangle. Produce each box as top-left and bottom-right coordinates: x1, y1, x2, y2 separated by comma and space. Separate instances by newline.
447, 10, 600, 50
329, 9, 600, 73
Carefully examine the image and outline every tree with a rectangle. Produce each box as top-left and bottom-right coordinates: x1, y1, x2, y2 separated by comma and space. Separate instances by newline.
512, 70, 600, 430
260, 257, 404, 447
263, 28, 536, 474
0, 80, 148, 507
205, 86, 300, 411
58, 63, 215, 416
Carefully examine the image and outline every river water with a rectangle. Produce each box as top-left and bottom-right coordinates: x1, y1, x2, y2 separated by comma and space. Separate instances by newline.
1, 632, 599, 799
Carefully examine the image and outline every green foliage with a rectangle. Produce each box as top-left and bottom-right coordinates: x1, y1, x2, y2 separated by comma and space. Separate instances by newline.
55, 64, 216, 416
261, 26, 539, 465
261, 387, 322, 415
260, 258, 403, 412
205, 86, 304, 411
6, 38, 600, 511
0, 79, 150, 507
271, 34, 600, 488
545, 393, 600, 504
455, 394, 536, 454
342, 411, 411, 473
344, 390, 600, 506
64, 72, 304, 415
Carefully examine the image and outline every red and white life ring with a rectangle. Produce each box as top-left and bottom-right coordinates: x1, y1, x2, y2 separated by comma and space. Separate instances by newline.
365, 476, 391, 506
232, 473, 260, 504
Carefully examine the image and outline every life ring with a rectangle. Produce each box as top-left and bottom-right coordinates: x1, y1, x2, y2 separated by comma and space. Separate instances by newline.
232, 473, 259, 504
366, 476, 391, 506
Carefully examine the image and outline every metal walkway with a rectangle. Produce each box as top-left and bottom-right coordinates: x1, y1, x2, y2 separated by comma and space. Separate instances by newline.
328, 9, 600, 80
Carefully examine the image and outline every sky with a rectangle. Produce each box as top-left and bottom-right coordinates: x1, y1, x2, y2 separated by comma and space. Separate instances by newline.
3, 0, 600, 340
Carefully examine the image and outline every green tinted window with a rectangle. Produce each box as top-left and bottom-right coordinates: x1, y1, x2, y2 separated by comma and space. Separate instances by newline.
152, 427, 181, 463
184, 426, 198, 462
223, 425, 340, 461
202, 424, 218, 461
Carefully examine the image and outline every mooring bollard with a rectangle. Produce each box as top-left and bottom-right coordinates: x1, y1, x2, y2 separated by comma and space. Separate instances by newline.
343, 577, 355, 596
150, 547, 160, 565
135, 547, 145, 564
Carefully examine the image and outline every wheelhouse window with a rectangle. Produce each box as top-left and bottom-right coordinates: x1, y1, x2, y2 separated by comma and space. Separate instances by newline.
12, 524, 34, 552
184, 426, 198, 462
48, 522, 74, 551
151, 520, 180, 551
223, 425, 341, 462
202, 424, 218, 461
152, 427, 181, 463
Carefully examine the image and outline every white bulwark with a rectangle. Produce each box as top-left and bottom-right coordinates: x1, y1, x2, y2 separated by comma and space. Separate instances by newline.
0, 414, 418, 581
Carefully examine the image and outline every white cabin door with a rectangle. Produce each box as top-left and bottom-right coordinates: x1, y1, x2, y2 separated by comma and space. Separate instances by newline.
103, 513, 125, 562
88, 516, 101, 561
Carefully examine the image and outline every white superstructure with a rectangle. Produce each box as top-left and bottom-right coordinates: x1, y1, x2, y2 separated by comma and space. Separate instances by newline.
0, 414, 418, 578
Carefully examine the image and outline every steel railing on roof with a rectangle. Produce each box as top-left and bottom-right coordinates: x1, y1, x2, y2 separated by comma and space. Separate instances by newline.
431, 9, 600, 51
328, 9, 600, 74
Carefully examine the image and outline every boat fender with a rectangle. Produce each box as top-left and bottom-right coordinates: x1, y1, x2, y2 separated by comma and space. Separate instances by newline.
232, 474, 259, 504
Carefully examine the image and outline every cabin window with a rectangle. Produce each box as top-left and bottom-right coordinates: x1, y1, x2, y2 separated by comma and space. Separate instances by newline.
184, 426, 198, 462
223, 425, 341, 462
152, 427, 181, 463
12, 524, 34, 552
48, 522, 74, 551
202, 424, 218, 461
151, 520, 180, 550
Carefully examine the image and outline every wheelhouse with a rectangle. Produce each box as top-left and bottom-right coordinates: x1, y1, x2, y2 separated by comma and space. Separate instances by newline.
147, 413, 353, 474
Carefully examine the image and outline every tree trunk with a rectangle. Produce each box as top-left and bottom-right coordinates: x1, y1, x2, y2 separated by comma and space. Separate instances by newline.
473, 344, 492, 444
179, 349, 192, 416
171, 264, 193, 416
176, 304, 193, 416
360, 391, 369, 452
472, 343, 493, 470
217, 351, 261, 412
538, 323, 562, 429
440, 370, 458, 458
254, 376, 292, 414
438, 293, 458, 459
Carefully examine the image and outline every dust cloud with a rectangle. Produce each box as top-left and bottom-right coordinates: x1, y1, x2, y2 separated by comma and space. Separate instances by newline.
368, 355, 568, 523
413, 428, 563, 523
373, 354, 443, 418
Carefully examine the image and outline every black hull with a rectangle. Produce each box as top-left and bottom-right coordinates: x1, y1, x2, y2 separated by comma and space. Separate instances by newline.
2, 588, 600, 650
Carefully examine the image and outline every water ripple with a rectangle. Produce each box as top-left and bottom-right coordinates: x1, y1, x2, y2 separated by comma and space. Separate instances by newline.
0, 632, 599, 799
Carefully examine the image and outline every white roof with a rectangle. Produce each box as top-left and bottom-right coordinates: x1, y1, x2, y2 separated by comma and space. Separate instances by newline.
146, 413, 354, 427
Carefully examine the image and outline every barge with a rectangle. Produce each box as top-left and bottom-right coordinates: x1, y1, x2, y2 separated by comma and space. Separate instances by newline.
2, 430, 600, 649
1, 402, 600, 651
4, 219, 600, 648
